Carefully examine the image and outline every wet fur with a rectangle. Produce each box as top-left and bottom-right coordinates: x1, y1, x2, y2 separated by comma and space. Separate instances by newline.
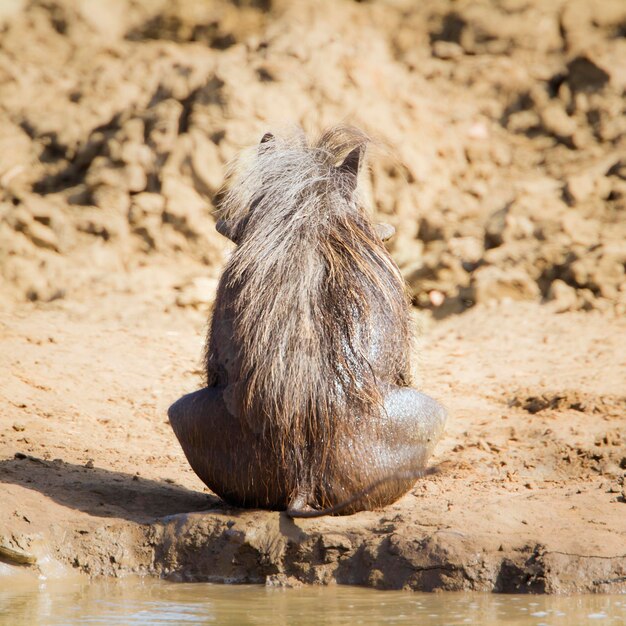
169, 125, 446, 515
207, 127, 410, 504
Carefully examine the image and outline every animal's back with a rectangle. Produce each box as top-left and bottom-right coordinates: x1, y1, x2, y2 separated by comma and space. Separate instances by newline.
169, 126, 447, 515
206, 127, 412, 504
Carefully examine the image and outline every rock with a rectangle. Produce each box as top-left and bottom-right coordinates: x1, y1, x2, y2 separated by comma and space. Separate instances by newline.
76, 0, 127, 39
561, 212, 599, 247
265, 574, 304, 588
162, 178, 207, 217
175, 276, 219, 308
162, 177, 212, 239
564, 248, 625, 302
417, 215, 446, 243
320, 533, 353, 553
0, 543, 37, 566
92, 185, 131, 214
190, 132, 223, 195
484, 207, 508, 249
1, 253, 64, 303
578, 287, 597, 311
76, 208, 128, 242
447, 236, 484, 264
145, 99, 184, 155
568, 258, 593, 288
595, 176, 612, 200
546, 279, 579, 313
507, 110, 541, 134
21, 219, 59, 252
593, 254, 626, 300
506, 214, 535, 242
540, 104, 577, 139
0, 0, 25, 24
21, 195, 54, 223
124, 163, 147, 193
564, 173, 595, 203
608, 159, 626, 181
119, 141, 153, 168
28, 281, 64, 303
566, 56, 610, 93
469, 266, 540, 304
86, 158, 125, 189
132, 225, 158, 252
129, 193, 165, 223
128, 193, 167, 252
484, 202, 535, 248
432, 40, 463, 60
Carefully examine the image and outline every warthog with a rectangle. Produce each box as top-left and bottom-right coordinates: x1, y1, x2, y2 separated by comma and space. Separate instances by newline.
168, 126, 446, 517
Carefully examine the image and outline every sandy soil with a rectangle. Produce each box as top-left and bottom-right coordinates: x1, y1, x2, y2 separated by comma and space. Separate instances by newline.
0, 0, 625, 593
1, 280, 624, 592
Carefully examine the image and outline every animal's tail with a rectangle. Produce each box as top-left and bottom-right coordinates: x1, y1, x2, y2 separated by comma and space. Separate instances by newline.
285, 467, 437, 519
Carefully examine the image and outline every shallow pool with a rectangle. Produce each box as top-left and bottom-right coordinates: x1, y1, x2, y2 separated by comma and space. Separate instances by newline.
1, 577, 624, 625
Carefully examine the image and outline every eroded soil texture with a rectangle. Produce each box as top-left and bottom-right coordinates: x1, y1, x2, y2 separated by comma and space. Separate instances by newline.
0, 0, 625, 593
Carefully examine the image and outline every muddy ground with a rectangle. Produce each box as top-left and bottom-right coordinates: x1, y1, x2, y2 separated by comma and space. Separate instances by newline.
0, 0, 625, 593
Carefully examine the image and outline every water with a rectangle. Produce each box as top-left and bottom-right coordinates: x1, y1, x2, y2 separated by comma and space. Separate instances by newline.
0, 578, 624, 626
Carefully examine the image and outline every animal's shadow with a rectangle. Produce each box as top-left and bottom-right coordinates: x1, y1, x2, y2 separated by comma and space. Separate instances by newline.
0, 454, 223, 523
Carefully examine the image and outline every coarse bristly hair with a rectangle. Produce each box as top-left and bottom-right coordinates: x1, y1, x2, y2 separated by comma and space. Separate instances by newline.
213, 125, 412, 498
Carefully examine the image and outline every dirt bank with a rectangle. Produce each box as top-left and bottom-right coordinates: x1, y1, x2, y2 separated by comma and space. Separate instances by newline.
0, 0, 625, 593
1, 289, 624, 592
1, 0, 625, 315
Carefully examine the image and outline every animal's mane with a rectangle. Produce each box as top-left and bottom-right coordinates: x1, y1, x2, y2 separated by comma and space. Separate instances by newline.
214, 126, 411, 499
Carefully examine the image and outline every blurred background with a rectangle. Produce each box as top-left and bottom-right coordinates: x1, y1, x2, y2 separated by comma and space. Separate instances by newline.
0, 0, 624, 316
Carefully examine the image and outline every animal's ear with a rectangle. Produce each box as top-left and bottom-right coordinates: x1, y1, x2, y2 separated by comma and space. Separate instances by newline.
260, 133, 274, 145
338, 145, 363, 179
375, 222, 396, 242
215, 219, 239, 244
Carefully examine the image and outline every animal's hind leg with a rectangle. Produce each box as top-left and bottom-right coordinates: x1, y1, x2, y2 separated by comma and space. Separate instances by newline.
369, 386, 447, 498
168, 387, 226, 447
168, 387, 261, 507
381, 387, 448, 468
168, 387, 228, 440
167, 387, 234, 493
314, 387, 447, 515
168, 387, 291, 509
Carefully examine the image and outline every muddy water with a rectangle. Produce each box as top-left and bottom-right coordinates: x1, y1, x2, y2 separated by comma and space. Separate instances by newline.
1, 577, 625, 626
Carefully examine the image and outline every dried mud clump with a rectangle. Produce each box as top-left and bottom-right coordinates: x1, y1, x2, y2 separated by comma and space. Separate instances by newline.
0, 0, 624, 314
509, 389, 626, 417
